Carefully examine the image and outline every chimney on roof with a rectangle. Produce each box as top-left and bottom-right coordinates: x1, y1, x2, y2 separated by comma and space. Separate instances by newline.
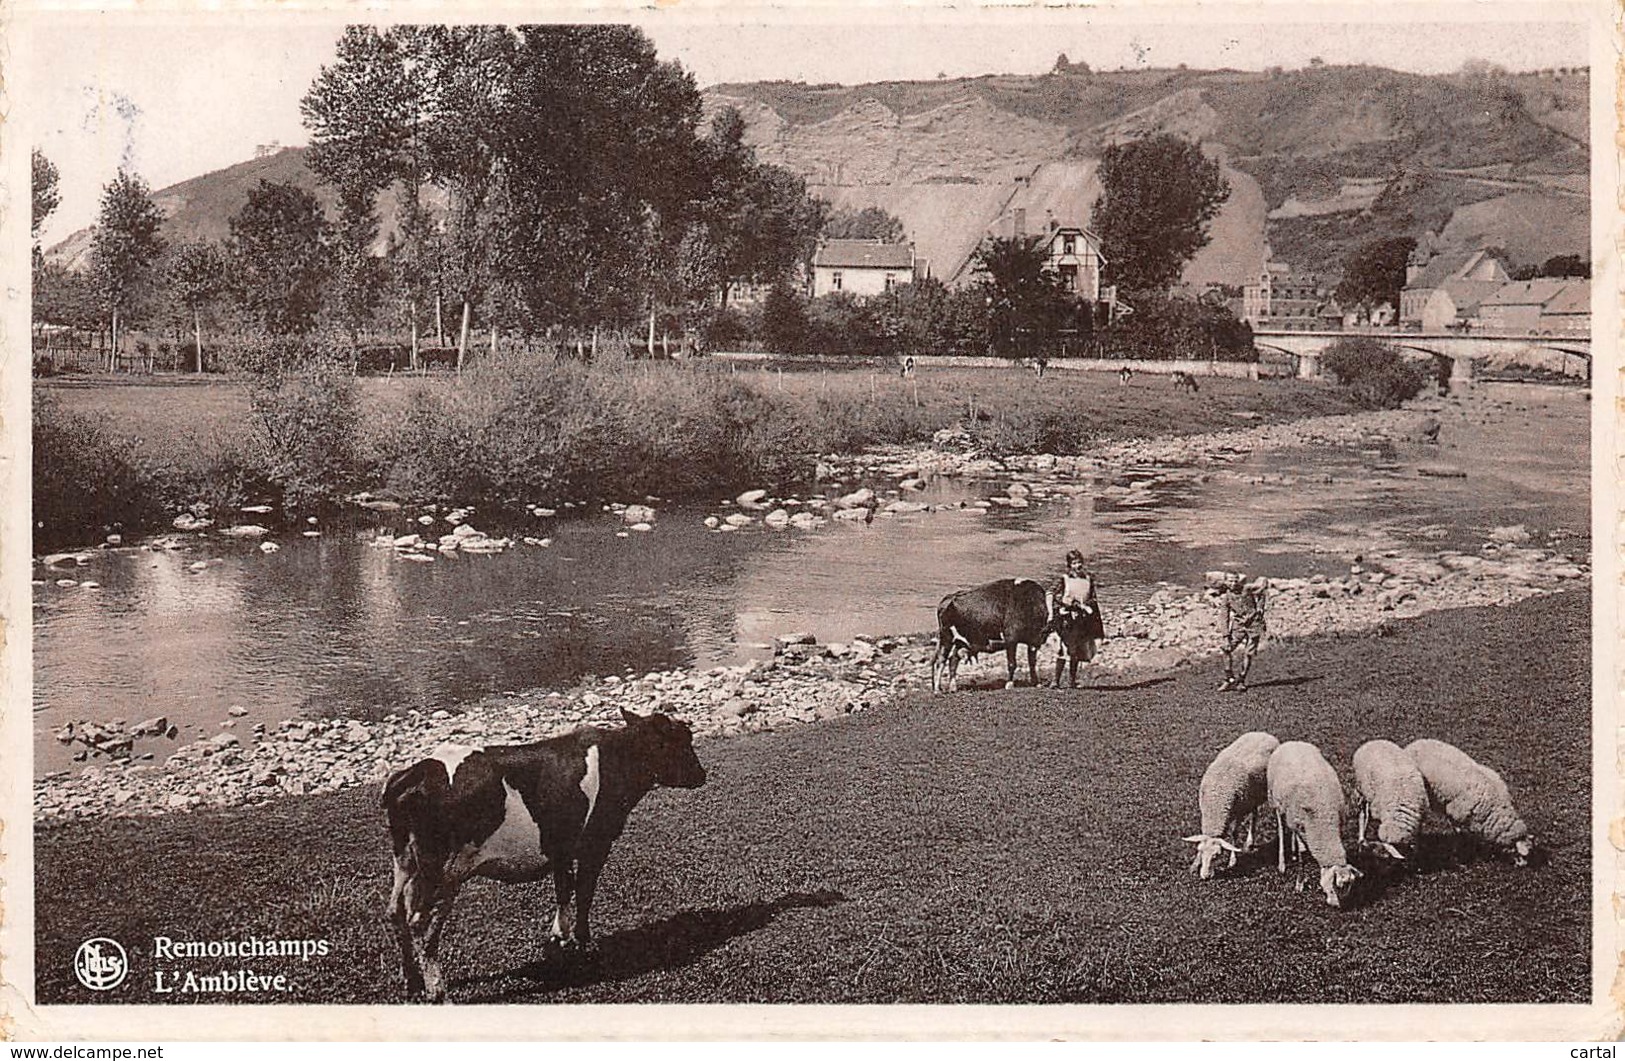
1013, 208, 1027, 238
1046, 210, 1057, 233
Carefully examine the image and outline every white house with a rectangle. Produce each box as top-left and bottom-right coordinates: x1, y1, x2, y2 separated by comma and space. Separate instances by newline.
811, 240, 917, 298
1038, 225, 1107, 302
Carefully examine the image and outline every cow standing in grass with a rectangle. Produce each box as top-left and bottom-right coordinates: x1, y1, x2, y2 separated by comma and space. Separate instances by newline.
932, 578, 1054, 692
381, 708, 706, 1002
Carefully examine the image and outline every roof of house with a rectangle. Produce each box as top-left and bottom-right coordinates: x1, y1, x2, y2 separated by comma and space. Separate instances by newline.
814, 240, 915, 270
1479, 278, 1572, 309
1541, 280, 1590, 315
1408, 248, 1504, 291
1039, 225, 1107, 263
1440, 278, 1507, 317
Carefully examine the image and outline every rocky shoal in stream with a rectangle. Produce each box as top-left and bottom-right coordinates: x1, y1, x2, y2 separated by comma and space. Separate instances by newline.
35, 521, 1586, 822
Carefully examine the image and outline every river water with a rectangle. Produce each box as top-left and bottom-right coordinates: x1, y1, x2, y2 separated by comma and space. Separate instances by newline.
32, 384, 1588, 776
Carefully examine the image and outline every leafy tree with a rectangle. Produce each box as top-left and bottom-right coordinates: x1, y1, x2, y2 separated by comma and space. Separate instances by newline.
498, 26, 706, 331
304, 26, 447, 351
1334, 236, 1416, 313
972, 235, 1073, 360
34, 261, 103, 338
692, 107, 827, 308
228, 180, 331, 335
330, 192, 386, 339
759, 283, 810, 354
1540, 253, 1589, 279
1102, 294, 1253, 362
823, 206, 906, 243
1093, 134, 1229, 294
32, 149, 61, 247
167, 242, 228, 371
89, 170, 167, 370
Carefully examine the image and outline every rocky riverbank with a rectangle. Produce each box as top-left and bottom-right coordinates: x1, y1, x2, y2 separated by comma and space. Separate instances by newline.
34, 524, 1587, 822
33, 387, 1588, 821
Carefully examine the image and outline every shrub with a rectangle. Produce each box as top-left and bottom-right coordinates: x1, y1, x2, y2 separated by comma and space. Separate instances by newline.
807, 292, 886, 357
1320, 336, 1427, 408
217, 331, 354, 376
760, 285, 811, 354
1101, 295, 1255, 361
247, 358, 364, 509
33, 393, 165, 551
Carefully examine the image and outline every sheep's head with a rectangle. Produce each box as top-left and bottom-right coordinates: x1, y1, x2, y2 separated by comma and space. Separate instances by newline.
1513, 837, 1536, 867
1182, 834, 1240, 879
1319, 864, 1362, 907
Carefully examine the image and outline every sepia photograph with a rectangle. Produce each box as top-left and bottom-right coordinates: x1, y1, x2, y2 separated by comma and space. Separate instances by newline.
5, 0, 1615, 1038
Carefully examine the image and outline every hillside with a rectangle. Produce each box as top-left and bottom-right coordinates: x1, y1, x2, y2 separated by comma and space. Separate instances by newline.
45, 147, 438, 272
46, 63, 1588, 287
709, 63, 1589, 283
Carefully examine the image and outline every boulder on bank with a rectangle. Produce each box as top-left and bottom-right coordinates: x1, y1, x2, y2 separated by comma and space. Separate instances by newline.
836, 488, 875, 510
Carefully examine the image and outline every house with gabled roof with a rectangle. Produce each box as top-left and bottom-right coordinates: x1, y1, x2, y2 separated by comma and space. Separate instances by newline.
1474, 278, 1568, 334
811, 240, 917, 298
1399, 247, 1510, 330
1538, 280, 1590, 337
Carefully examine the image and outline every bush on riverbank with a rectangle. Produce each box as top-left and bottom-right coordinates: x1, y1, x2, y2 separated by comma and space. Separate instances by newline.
248, 358, 366, 510
33, 394, 167, 550
35, 365, 1365, 548
1099, 294, 1257, 363
373, 354, 943, 502
1321, 337, 1428, 408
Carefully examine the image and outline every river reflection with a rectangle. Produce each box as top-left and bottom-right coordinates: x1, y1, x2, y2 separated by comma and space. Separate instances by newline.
34, 384, 1588, 775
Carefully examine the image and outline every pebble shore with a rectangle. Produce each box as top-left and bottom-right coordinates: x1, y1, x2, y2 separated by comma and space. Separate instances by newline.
35, 392, 1588, 822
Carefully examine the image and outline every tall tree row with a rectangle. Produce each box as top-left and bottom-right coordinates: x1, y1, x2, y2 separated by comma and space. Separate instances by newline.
300, 24, 825, 345
88, 171, 166, 370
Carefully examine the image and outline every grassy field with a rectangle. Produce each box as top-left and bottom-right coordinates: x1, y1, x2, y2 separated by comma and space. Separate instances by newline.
37, 364, 1358, 460
34, 363, 1364, 550
35, 591, 1589, 1005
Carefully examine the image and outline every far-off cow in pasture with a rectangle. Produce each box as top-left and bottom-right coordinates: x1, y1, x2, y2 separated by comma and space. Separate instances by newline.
381, 708, 707, 1002
1172, 370, 1200, 394
932, 577, 1055, 692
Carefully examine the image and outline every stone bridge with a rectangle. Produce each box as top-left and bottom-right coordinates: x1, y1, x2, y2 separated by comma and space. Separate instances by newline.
1252, 330, 1591, 385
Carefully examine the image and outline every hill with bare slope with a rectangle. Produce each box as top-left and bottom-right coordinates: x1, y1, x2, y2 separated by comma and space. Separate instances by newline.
45, 64, 1586, 289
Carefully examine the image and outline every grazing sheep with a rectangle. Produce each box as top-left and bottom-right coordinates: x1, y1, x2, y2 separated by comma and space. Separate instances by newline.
1266, 741, 1362, 907
1352, 739, 1427, 860
1184, 731, 1280, 879
1404, 738, 1535, 865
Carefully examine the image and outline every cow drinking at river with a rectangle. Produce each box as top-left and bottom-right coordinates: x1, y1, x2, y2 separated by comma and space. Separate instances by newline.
381, 708, 706, 1002
932, 578, 1055, 692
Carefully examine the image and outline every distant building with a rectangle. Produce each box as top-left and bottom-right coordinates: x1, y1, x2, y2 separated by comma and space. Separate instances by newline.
811, 240, 917, 298
1475, 278, 1590, 336
1538, 280, 1590, 337
1037, 224, 1108, 302
1243, 262, 1327, 330
1399, 247, 1510, 330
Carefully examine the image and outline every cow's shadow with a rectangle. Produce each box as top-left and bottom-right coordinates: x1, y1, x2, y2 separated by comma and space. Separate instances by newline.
458, 888, 845, 1000
1244, 674, 1324, 689
1076, 676, 1176, 692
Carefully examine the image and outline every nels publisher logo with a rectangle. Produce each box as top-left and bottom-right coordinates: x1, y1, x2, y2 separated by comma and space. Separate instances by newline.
73, 937, 129, 991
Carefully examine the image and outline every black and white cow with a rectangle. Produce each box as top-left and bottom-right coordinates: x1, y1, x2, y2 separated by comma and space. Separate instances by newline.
381, 708, 706, 1002
932, 577, 1054, 693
